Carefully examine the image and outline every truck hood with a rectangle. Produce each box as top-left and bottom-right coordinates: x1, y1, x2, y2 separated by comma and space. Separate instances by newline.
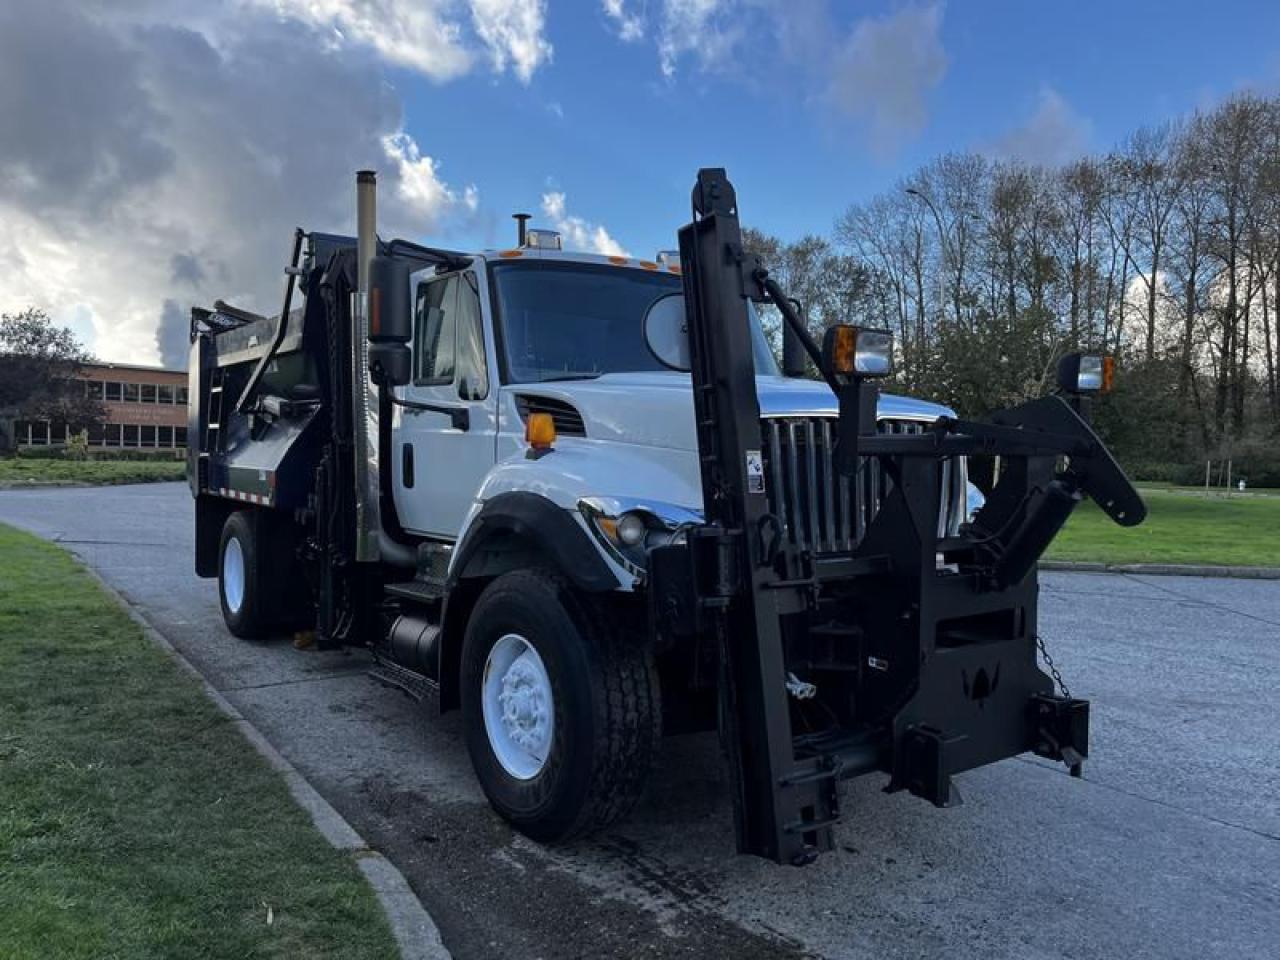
511, 372, 954, 452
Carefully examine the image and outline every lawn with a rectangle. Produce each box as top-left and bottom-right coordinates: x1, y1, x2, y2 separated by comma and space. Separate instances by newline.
0, 457, 186, 488
1046, 487, 1280, 567
0, 523, 398, 960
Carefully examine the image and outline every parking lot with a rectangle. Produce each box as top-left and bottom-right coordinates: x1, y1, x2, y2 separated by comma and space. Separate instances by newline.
2, 482, 1276, 960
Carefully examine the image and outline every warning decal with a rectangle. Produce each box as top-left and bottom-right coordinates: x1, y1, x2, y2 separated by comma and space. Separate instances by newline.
746, 449, 765, 494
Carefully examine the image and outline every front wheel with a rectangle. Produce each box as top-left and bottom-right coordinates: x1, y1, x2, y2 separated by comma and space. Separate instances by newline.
461, 569, 660, 841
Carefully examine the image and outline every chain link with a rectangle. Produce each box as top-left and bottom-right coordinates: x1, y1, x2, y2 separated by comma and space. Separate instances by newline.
1035, 634, 1071, 699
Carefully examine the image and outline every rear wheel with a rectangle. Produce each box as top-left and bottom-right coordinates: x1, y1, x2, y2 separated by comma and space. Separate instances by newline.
461, 569, 661, 841
218, 511, 267, 639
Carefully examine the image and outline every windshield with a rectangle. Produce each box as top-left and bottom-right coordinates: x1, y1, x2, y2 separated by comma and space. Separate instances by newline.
492, 260, 780, 383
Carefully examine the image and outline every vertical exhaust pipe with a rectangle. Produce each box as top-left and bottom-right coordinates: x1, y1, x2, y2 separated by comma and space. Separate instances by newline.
357, 170, 377, 295
351, 170, 382, 563
351, 169, 415, 568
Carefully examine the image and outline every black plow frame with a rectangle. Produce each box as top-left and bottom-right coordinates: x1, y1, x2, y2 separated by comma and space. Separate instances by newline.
653, 168, 1145, 865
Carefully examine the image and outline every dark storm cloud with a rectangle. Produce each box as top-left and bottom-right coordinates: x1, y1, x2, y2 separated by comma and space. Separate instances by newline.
0, 0, 172, 211
170, 253, 206, 287
156, 298, 190, 371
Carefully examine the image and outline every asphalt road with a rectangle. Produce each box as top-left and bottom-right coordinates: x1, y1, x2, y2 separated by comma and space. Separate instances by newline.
2, 482, 1277, 960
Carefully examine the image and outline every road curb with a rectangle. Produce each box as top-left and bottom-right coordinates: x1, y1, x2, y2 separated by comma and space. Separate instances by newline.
79, 563, 452, 960
1040, 560, 1280, 580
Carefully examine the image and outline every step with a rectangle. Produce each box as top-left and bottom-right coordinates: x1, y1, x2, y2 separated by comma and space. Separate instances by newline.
385, 579, 446, 604
368, 657, 437, 703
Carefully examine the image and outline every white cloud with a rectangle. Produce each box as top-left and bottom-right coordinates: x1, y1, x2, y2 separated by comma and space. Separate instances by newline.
658, 0, 738, 79
254, 0, 473, 81
0, 1, 478, 366
827, 3, 948, 158
602, 0, 644, 42
988, 88, 1092, 168
540, 191, 629, 256
469, 0, 553, 84
381, 130, 468, 224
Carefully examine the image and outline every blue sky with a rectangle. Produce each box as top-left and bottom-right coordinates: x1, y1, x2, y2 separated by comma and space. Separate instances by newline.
3, 0, 1278, 365
395, 0, 1280, 257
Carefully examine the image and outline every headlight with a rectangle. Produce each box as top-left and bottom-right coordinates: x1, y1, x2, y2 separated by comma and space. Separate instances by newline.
578, 497, 700, 578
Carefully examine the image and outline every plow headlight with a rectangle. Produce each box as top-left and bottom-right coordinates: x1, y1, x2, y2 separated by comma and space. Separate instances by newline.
1057, 352, 1115, 394
823, 325, 893, 378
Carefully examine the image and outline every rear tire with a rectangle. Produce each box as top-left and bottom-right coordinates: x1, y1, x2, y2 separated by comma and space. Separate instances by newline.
461, 569, 660, 841
218, 511, 267, 639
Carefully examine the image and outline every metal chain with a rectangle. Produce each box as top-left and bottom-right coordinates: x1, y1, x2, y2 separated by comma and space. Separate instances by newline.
1035, 634, 1072, 699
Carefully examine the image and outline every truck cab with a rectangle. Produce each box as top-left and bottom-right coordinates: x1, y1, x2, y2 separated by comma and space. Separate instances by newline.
391, 246, 964, 581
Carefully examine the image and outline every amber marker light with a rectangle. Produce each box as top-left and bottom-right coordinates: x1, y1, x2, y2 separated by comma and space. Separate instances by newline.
525, 412, 556, 450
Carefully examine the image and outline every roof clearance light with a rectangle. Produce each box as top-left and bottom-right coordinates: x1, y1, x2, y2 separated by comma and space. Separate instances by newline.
1057, 353, 1115, 394
823, 325, 893, 378
525, 412, 556, 450
524, 229, 562, 250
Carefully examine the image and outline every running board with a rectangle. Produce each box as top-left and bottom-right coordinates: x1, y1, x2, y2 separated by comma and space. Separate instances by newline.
369, 656, 438, 703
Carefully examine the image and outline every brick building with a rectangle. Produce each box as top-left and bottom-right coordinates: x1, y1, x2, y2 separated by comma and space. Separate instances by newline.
12, 361, 189, 452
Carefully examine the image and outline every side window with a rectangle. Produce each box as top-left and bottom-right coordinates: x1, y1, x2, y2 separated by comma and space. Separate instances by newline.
414, 276, 457, 385
455, 274, 488, 400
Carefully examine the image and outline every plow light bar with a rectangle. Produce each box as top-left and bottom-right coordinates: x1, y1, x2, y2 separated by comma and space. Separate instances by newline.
1057, 353, 1115, 394
822, 325, 893, 378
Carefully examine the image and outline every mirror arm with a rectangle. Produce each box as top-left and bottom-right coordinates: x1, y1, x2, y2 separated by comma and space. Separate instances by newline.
756, 272, 840, 393
386, 391, 470, 431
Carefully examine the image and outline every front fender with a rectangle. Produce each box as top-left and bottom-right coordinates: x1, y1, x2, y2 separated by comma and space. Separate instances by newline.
452, 440, 701, 585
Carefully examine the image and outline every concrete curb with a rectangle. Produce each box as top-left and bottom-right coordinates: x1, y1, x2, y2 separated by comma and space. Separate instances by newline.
1040, 560, 1280, 580
78, 564, 451, 960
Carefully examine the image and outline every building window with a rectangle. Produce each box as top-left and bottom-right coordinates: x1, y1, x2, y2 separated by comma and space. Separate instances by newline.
141, 425, 156, 447
158, 384, 174, 404
106, 423, 122, 446
106, 381, 123, 402
85, 381, 105, 400
158, 426, 174, 447
87, 423, 105, 446
122, 424, 139, 447
123, 383, 140, 403
29, 421, 50, 445
141, 384, 157, 403
175, 427, 188, 447
176, 386, 189, 406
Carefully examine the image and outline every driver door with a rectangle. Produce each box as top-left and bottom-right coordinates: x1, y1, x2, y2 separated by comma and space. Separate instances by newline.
392, 269, 497, 538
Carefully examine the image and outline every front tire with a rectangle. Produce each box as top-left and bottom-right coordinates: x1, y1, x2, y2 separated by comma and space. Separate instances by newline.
461, 569, 660, 841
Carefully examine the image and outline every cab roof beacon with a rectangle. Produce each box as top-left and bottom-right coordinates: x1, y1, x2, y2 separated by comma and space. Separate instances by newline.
186, 164, 1144, 866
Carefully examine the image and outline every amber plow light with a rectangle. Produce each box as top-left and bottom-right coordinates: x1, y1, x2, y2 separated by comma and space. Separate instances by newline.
525, 412, 556, 450
822, 325, 894, 378
1057, 353, 1116, 394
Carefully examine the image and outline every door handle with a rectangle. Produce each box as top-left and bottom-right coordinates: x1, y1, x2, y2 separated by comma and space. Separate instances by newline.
389, 394, 470, 431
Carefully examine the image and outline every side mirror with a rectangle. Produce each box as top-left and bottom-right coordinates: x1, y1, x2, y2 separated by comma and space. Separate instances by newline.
781, 300, 808, 378
370, 342, 411, 387
642, 293, 692, 372
368, 255, 412, 344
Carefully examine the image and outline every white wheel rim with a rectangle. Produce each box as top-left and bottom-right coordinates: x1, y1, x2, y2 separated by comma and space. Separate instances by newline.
223, 535, 246, 615
481, 633, 555, 780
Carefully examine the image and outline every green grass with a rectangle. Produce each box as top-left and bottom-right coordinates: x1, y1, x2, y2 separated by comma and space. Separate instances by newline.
0, 458, 186, 488
1046, 487, 1280, 567
0, 524, 398, 960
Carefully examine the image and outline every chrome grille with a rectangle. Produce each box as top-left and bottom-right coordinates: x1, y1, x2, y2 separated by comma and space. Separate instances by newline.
760, 417, 964, 555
